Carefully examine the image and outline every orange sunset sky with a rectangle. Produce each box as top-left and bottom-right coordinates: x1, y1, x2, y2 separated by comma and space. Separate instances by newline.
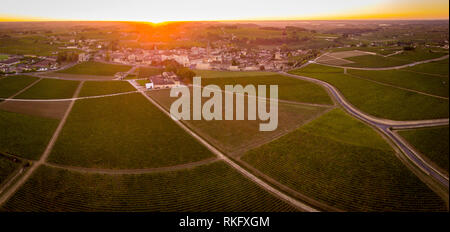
0, 0, 448, 22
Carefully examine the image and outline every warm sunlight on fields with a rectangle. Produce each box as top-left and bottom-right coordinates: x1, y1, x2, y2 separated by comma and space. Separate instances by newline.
0, 0, 448, 22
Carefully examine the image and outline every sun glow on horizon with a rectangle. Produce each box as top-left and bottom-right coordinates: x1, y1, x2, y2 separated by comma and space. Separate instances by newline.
0, 0, 448, 22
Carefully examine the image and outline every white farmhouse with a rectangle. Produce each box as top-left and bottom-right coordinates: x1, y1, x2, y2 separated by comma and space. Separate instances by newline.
228, 65, 239, 71
196, 63, 211, 70
145, 82, 154, 90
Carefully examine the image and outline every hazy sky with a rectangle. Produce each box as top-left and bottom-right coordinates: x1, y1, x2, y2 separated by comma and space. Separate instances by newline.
0, 0, 448, 22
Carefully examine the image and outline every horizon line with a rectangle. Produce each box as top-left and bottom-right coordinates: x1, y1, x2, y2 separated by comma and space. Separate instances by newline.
1, 18, 449, 23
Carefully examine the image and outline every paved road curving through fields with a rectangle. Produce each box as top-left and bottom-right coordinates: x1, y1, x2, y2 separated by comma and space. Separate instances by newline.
281, 72, 449, 189
1, 56, 448, 211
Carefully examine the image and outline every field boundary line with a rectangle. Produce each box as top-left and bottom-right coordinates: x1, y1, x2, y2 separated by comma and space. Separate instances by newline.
383, 50, 403, 57
127, 80, 319, 212
344, 72, 449, 100
400, 69, 449, 78
114, 65, 138, 80
322, 54, 355, 63
0, 165, 25, 195
0, 78, 42, 106
235, 157, 343, 212
198, 84, 335, 108
33, 73, 116, 81
45, 157, 220, 175
0, 81, 83, 206
40, 81, 83, 162
231, 106, 337, 158
312, 54, 449, 71
0, 90, 139, 102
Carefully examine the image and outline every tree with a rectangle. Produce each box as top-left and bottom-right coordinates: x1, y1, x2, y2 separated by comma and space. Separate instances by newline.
109, 40, 120, 51
57, 51, 79, 63
176, 67, 196, 83
105, 52, 111, 62
163, 59, 182, 72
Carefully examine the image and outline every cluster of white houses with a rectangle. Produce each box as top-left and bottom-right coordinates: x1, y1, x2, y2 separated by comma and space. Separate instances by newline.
0, 55, 59, 73
94, 45, 304, 72
145, 71, 181, 90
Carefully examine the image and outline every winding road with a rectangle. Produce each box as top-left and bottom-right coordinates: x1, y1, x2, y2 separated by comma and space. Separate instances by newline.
281, 71, 449, 189
0, 55, 448, 211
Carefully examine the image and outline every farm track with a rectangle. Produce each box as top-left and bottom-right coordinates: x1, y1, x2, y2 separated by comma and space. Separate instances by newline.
344, 72, 449, 100
400, 69, 449, 78
0, 90, 140, 102
128, 80, 320, 212
32, 73, 116, 81
314, 54, 449, 71
0, 77, 322, 212
0, 78, 42, 105
198, 84, 335, 108
0, 81, 84, 206
229, 106, 336, 158
114, 65, 138, 80
1, 55, 448, 211
45, 157, 220, 175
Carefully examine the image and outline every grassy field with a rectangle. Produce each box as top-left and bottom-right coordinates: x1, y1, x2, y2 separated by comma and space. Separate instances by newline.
48, 93, 214, 169
390, 48, 448, 62
0, 155, 19, 185
316, 55, 353, 66
339, 48, 448, 68
148, 88, 330, 155
137, 67, 163, 78
343, 55, 410, 68
301, 108, 392, 151
330, 47, 403, 56
0, 36, 64, 56
136, 79, 148, 86
56, 61, 131, 76
40, 72, 116, 80
0, 110, 59, 160
195, 70, 276, 78
2, 162, 297, 212
123, 74, 137, 79
78, 81, 135, 97
0, 75, 38, 98
398, 126, 449, 173
406, 59, 449, 76
327, 47, 448, 68
290, 64, 449, 120
0, 55, 8, 61
348, 69, 449, 98
0, 100, 70, 120
14, 79, 79, 99
242, 109, 447, 211
200, 74, 333, 105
